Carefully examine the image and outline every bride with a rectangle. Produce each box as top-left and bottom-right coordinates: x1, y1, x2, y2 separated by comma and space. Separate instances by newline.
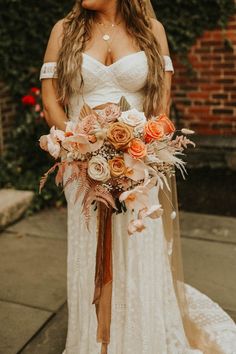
40, 0, 236, 353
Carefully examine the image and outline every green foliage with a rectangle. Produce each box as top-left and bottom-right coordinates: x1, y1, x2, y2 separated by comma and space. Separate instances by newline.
153, 0, 235, 56
0, 1, 74, 211
0, 0, 235, 211
0, 0, 73, 98
0, 101, 66, 212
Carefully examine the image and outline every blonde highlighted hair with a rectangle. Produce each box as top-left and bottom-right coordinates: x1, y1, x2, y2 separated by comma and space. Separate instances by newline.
57, 0, 165, 118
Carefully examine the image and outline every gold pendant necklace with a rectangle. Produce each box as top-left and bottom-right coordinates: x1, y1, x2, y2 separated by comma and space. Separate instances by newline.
96, 20, 121, 61
96, 19, 122, 44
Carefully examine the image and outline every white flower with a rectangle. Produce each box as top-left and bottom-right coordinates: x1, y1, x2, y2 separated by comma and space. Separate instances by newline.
128, 219, 145, 236
119, 185, 149, 210
88, 156, 111, 182
134, 122, 146, 135
124, 153, 147, 181
39, 126, 65, 159
47, 135, 61, 159
118, 108, 146, 127
181, 128, 195, 135
138, 204, 163, 219
65, 121, 78, 134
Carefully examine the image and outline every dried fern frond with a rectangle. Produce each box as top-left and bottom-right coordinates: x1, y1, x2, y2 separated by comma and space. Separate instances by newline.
55, 162, 66, 186
39, 162, 61, 194
72, 162, 91, 203
81, 183, 117, 230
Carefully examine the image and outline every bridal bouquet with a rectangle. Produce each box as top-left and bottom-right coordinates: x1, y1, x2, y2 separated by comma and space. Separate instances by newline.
39, 97, 195, 235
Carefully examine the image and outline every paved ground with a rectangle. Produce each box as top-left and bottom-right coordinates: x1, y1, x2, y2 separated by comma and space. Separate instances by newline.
0, 207, 236, 354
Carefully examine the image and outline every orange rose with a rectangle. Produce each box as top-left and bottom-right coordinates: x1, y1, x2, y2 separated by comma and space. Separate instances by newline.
64, 131, 73, 137
128, 138, 147, 159
88, 134, 97, 143
144, 120, 165, 143
156, 113, 176, 134
108, 156, 126, 177
107, 122, 133, 150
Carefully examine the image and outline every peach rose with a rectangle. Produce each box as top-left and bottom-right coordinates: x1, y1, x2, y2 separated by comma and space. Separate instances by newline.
144, 120, 165, 143
157, 113, 176, 134
99, 104, 121, 124
108, 156, 126, 177
79, 114, 98, 134
107, 122, 133, 150
128, 138, 147, 159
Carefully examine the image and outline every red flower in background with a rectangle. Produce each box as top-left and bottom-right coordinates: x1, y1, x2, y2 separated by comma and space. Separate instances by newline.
30, 87, 40, 95
22, 87, 44, 120
22, 95, 36, 106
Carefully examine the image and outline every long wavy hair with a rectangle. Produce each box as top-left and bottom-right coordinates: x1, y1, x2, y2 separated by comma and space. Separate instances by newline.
57, 0, 165, 118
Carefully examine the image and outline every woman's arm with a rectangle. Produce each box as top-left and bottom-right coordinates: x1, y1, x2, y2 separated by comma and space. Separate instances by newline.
151, 19, 173, 117
41, 20, 68, 131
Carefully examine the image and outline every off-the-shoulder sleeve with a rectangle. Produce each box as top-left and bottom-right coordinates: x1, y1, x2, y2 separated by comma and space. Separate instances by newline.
40, 62, 58, 80
162, 55, 174, 74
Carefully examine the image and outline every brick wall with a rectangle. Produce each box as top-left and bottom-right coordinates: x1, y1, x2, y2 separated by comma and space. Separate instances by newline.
172, 12, 236, 135
0, 84, 17, 155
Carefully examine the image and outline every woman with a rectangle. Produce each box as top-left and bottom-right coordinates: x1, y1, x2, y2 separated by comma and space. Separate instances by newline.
40, 1, 236, 353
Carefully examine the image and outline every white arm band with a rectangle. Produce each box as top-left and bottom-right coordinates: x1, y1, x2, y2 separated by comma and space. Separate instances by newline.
163, 55, 174, 74
40, 62, 58, 80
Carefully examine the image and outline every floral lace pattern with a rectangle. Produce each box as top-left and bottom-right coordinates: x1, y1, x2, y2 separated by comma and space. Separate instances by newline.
61, 166, 236, 354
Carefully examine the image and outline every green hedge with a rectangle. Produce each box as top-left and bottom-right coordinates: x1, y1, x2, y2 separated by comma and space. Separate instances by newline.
0, 0, 235, 212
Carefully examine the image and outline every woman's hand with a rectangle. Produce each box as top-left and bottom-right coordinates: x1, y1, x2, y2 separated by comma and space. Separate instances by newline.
41, 20, 68, 131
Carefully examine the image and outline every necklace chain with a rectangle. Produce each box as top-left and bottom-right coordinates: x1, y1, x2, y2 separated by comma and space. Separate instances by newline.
96, 20, 120, 53
96, 18, 123, 27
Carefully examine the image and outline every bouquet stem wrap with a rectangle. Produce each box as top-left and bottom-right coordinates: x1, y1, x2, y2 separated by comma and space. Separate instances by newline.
93, 202, 113, 354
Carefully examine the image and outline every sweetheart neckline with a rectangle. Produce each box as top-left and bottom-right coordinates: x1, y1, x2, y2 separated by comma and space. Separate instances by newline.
82, 51, 146, 69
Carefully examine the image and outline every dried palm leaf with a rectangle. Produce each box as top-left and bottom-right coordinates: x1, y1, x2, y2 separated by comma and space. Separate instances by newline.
79, 103, 97, 119
118, 96, 131, 111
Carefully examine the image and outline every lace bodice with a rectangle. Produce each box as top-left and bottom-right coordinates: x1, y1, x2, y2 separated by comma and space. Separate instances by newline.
40, 51, 174, 121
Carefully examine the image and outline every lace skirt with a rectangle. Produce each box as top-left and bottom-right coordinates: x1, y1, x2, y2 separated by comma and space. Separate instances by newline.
62, 166, 236, 354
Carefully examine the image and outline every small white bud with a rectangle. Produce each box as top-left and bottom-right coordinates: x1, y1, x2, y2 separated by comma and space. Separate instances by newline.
181, 128, 195, 135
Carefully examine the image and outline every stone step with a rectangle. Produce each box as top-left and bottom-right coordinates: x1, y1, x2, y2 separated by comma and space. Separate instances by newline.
0, 189, 34, 231
179, 211, 236, 244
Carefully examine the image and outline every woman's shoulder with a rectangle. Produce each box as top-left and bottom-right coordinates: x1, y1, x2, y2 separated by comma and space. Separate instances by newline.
50, 18, 65, 41
150, 18, 170, 56
150, 18, 165, 32
43, 18, 65, 62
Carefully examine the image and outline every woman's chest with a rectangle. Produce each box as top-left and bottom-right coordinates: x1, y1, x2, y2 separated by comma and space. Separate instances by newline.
73, 51, 149, 94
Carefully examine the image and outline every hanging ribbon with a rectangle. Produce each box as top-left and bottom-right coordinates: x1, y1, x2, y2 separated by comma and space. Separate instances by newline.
92, 202, 113, 354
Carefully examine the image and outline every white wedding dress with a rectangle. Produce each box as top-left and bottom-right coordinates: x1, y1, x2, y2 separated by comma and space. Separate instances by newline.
40, 51, 236, 354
